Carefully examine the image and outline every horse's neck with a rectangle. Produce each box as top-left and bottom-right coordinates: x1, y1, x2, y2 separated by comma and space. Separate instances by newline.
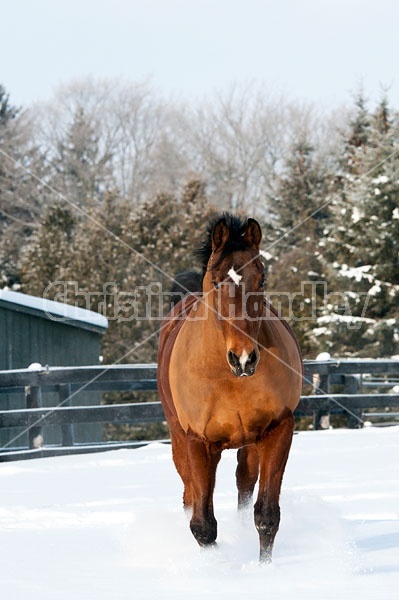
191, 298, 226, 352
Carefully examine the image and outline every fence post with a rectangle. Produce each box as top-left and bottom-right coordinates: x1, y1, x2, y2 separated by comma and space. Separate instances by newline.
25, 385, 44, 449
344, 375, 363, 429
59, 384, 75, 447
313, 352, 331, 430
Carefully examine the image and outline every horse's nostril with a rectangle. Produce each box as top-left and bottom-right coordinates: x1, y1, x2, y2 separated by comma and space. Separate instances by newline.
248, 350, 258, 366
228, 350, 239, 367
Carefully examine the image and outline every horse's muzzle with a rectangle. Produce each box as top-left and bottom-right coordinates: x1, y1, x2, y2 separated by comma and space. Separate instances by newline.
227, 349, 259, 377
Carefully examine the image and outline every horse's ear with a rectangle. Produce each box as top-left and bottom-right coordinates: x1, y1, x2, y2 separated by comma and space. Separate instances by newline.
243, 218, 262, 249
212, 217, 230, 251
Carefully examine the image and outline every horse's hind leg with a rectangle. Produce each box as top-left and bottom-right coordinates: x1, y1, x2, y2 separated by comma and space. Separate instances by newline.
236, 445, 259, 509
254, 409, 294, 564
186, 434, 222, 547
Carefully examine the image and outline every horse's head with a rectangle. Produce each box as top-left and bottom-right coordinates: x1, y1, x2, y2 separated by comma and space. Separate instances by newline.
202, 215, 265, 378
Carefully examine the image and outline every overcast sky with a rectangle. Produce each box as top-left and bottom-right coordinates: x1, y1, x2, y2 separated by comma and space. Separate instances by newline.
3, 0, 399, 109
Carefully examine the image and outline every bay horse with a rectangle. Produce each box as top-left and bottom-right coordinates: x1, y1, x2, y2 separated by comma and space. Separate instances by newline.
157, 214, 302, 563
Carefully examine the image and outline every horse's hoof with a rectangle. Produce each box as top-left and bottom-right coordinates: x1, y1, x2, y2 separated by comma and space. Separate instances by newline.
200, 541, 218, 551
190, 519, 217, 547
196, 535, 217, 547
259, 551, 272, 565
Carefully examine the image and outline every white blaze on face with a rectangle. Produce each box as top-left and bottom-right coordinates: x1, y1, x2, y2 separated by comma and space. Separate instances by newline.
228, 267, 242, 286
239, 350, 249, 371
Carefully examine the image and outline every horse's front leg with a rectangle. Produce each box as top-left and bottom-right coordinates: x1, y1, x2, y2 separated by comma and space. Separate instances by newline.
186, 433, 222, 547
254, 409, 294, 563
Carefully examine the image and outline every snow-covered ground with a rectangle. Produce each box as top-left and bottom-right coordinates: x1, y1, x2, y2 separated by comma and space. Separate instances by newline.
0, 427, 398, 600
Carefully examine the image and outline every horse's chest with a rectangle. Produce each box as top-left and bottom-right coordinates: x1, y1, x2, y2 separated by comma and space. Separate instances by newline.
203, 407, 270, 448
174, 385, 276, 448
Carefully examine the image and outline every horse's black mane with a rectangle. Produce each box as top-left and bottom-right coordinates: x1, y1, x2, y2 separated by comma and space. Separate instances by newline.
194, 213, 251, 273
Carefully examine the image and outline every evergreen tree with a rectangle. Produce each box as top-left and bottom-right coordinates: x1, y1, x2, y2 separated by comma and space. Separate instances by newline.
346, 92, 371, 153
0, 85, 50, 287
20, 205, 76, 293
52, 106, 113, 206
272, 139, 331, 253
311, 96, 399, 357
329, 97, 399, 286
0, 84, 19, 128
264, 137, 333, 357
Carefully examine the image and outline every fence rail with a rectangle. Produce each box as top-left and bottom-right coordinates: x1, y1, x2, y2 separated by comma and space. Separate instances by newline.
0, 358, 398, 461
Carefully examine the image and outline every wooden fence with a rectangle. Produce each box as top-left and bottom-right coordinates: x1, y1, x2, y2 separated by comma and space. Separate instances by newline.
1, 358, 399, 461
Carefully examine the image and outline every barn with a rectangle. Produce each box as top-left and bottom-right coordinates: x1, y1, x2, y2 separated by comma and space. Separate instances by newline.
0, 289, 108, 447
0, 289, 107, 369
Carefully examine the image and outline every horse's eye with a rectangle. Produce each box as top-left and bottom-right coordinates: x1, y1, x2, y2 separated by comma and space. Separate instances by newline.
259, 277, 265, 289
212, 281, 219, 289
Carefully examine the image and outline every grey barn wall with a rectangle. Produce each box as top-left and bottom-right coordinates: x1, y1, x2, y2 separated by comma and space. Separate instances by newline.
0, 298, 107, 448
0, 307, 101, 370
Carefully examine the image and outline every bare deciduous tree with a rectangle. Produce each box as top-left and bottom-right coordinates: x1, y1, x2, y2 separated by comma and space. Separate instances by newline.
32, 78, 188, 204
182, 85, 323, 216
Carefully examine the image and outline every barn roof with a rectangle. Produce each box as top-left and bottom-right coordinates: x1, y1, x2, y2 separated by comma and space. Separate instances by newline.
0, 290, 108, 333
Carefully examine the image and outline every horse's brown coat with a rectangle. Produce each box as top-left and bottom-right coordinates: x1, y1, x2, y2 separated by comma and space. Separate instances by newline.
157, 215, 302, 562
